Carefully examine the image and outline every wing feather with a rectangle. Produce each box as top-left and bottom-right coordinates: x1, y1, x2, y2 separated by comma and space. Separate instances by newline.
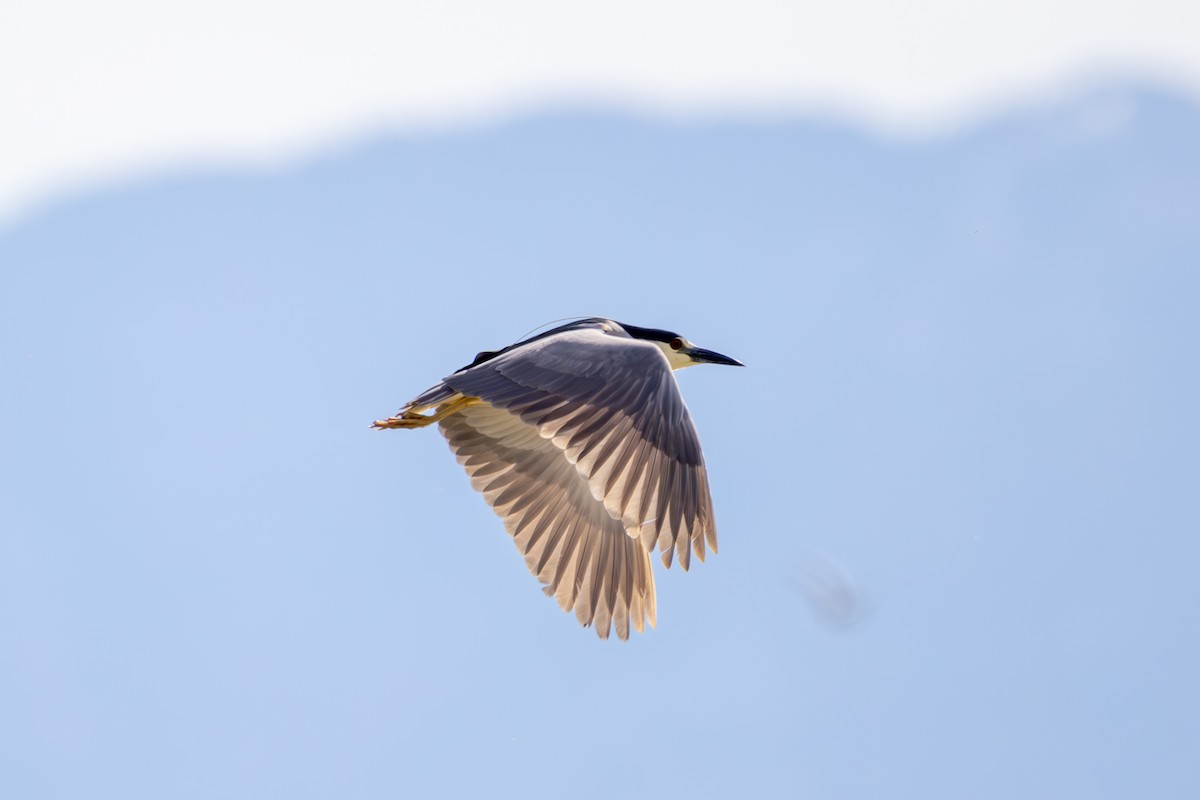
439, 403, 655, 640
445, 327, 718, 567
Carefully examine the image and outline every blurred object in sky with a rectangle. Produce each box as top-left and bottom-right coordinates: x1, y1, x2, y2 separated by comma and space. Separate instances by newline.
791, 550, 871, 631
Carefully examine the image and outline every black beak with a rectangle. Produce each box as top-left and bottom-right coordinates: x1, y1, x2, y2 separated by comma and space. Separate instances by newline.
687, 346, 745, 367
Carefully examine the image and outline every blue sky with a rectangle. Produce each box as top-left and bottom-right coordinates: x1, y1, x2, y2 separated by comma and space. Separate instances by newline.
2, 82, 1198, 798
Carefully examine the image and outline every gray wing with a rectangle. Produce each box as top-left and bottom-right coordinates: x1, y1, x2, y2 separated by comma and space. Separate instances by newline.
444, 328, 718, 570
440, 403, 656, 640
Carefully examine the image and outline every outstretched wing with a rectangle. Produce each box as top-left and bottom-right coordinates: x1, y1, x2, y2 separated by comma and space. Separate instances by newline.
445, 328, 718, 570
440, 403, 656, 640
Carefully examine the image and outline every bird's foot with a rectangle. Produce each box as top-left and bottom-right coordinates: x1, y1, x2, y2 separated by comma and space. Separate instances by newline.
371, 408, 434, 430
371, 395, 481, 430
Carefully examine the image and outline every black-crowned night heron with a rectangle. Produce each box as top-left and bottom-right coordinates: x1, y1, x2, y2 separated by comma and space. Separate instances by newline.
373, 317, 743, 639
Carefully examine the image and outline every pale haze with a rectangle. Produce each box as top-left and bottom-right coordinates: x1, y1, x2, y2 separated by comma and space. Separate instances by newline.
2, 0, 1199, 222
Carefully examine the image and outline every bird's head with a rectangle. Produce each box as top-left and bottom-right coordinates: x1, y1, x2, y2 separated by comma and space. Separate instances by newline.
617, 322, 745, 371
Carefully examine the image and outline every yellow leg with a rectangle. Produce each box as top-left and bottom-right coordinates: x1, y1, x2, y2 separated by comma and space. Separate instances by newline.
371, 395, 480, 430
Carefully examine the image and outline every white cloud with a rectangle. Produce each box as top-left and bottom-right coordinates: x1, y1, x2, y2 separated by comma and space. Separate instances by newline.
2, 0, 1197, 223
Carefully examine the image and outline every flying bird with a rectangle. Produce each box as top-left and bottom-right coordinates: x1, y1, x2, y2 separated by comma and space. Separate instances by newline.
373, 317, 743, 639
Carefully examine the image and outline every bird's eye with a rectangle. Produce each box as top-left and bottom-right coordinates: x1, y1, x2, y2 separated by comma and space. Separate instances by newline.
670, 338, 684, 351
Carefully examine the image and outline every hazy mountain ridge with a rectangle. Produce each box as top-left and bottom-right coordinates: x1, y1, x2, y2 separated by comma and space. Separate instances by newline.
2, 81, 1197, 800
